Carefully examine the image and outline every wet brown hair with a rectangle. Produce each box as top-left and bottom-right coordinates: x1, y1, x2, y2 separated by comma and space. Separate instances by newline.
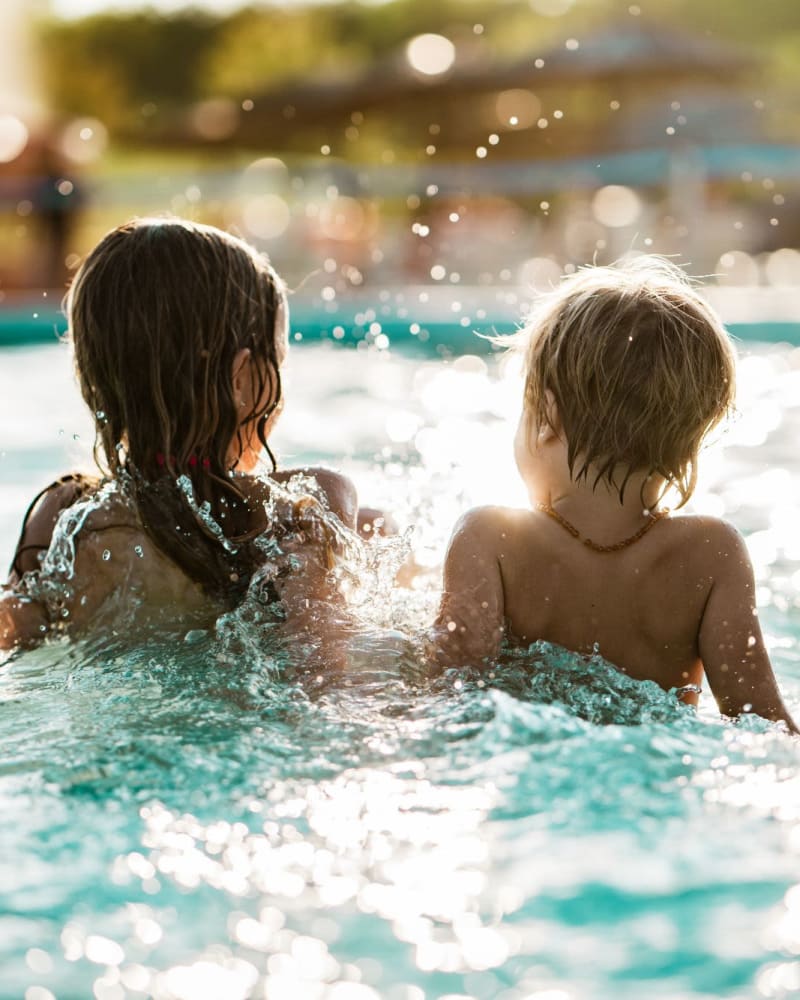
519, 256, 736, 506
67, 217, 286, 600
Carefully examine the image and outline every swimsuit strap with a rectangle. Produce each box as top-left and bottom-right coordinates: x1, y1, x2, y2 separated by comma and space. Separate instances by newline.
9, 473, 96, 578
536, 502, 668, 553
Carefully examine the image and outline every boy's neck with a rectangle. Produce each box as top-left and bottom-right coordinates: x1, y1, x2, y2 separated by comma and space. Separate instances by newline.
530, 464, 667, 529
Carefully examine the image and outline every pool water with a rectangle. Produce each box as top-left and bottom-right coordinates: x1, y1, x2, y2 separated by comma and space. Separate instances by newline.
2, 339, 800, 1000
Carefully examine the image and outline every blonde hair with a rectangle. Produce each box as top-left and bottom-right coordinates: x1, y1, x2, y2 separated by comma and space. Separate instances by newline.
519, 256, 736, 506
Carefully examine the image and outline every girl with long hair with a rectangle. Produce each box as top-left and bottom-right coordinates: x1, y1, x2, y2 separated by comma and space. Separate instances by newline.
1, 217, 359, 648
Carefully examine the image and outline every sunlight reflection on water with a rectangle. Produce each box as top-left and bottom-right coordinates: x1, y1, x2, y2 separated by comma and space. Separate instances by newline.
3, 335, 800, 1000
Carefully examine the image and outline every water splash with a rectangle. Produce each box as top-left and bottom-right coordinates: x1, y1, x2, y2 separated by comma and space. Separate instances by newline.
176, 474, 238, 554
15, 479, 128, 629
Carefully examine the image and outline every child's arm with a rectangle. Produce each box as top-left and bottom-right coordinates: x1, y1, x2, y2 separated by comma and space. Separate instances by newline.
699, 520, 798, 734
431, 508, 506, 669
272, 466, 357, 530
273, 466, 396, 539
0, 590, 49, 650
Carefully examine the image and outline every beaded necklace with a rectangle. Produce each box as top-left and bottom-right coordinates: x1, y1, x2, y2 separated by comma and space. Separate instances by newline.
535, 502, 668, 553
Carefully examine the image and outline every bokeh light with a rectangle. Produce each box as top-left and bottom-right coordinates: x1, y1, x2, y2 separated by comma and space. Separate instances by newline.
58, 116, 108, 164
318, 197, 371, 242
190, 98, 239, 141
241, 156, 290, 192
765, 248, 800, 287
591, 185, 642, 228
495, 89, 541, 129
0, 114, 28, 163
716, 250, 760, 286
406, 34, 456, 76
518, 256, 562, 291
242, 194, 291, 239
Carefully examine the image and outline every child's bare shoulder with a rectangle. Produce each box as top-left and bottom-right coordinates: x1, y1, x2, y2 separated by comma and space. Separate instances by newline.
448, 505, 533, 549
665, 512, 747, 550
663, 512, 752, 575
10, 474, 98, 579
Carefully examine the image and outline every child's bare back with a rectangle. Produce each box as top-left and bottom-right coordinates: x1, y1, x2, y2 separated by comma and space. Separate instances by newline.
435, 257, 797, 733
3, 466, 355, 646
440, 505, 785, 718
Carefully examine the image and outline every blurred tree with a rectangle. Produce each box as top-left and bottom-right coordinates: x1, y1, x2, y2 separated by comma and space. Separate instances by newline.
204, 7, 355, 95
40, 11, 221, 129
37, 0, 800, 142
329, 0, 501, 58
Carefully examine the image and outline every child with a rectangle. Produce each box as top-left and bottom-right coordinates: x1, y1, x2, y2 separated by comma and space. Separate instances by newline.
434, 256, 798, 733
1, 217, 359, 649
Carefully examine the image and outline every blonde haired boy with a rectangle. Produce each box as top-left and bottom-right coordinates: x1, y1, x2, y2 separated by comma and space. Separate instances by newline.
435, 257, 797, 732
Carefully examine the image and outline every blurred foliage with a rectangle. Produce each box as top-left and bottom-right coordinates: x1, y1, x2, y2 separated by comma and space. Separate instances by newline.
206, 9, 353, 95
38, 0, 800, 138
40, 10, 221, 130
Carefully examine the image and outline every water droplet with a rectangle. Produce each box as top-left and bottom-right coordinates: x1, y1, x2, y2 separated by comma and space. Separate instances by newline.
102, 549, 111, 561
134, 545, 144, 558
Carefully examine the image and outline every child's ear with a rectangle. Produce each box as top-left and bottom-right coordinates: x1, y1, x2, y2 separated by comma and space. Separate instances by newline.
231, 348, 252, 402
538, 390, 562, 441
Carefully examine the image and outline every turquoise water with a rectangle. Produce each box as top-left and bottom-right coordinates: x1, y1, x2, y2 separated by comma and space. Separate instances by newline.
2, 340, 800, 1000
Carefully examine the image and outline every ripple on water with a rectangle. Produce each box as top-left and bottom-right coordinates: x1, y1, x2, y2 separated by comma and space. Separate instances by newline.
3, 342, 800, 999
1, 624, 799, 1000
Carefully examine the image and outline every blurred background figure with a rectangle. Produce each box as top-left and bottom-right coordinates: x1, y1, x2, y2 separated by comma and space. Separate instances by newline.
27, 130, 84, 289
0, 0, 86, 292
